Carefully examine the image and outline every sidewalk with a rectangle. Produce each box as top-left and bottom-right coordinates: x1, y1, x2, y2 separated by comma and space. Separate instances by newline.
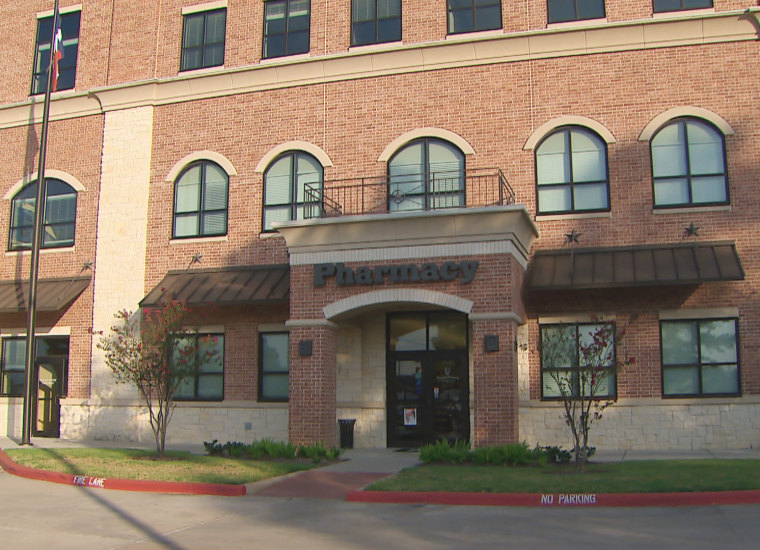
2, 436, 760, 506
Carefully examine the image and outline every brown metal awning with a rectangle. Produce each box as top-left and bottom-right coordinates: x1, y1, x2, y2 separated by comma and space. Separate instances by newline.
529, 242, 744, 291
0, 276, 90, 313
140, 265, 290, 307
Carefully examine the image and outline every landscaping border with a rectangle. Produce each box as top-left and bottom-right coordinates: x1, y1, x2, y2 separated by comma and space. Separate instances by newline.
0, 450, 246, 497
346, 489, 760, 507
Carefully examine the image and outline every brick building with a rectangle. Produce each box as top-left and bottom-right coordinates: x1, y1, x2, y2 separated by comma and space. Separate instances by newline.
0, 0, 758, 450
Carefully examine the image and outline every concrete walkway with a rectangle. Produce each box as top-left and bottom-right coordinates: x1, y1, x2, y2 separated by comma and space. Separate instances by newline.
250, 448, 421, 499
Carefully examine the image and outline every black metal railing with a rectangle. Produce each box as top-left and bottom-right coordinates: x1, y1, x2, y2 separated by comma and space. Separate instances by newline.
304, 168, 515, 219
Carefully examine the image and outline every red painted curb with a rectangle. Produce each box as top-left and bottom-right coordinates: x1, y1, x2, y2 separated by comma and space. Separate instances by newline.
346, 489, 760, 507
0, 450, 246, 497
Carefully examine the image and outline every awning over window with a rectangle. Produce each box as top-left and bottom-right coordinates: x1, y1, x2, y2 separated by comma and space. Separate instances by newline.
528, 242, 744, 291
140, 265, 290, 307
0, 277, 90, 313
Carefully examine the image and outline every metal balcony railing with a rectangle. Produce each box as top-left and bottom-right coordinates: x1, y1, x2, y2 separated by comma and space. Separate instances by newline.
303, 168, 515, 219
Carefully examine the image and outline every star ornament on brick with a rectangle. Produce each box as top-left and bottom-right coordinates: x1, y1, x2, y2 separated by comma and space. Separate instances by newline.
187, 253, 203, 270
565, 229, 581, 243
684, 222, 700, 237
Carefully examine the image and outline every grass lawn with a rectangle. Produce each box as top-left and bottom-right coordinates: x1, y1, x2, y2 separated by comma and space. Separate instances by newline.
368, 460, 760, 494
3, 448, 316, 485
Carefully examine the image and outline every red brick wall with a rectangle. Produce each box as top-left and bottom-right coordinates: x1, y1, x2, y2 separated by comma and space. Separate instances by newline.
290, 255, 525, 320
1, 0, 758, 431
0, 114, 103, 400
183, 303, 290, 400
288, 324, 337, 445
143, 37, 760, 404
471, 319, 518, 446
3, 2, 757, 104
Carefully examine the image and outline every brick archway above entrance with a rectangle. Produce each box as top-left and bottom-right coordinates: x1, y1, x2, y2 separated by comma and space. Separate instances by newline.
323, 289, 473, 320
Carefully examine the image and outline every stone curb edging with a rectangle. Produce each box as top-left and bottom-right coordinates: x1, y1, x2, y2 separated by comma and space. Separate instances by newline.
0, 450, 246, 497
346, 489, 760, 507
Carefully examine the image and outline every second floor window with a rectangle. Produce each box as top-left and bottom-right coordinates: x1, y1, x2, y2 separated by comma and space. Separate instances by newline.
263, 0, 311, 59
651, 118, 728, 208
535, 127, 609, 214
173, 161, 229, 238
32, 10, 80, 95
263, 151, 323, 230
180, 8, 227, 71
388, 138, 465, 212
653, 1, 712, 13
9, 179, 77, 251
547, 0, 605, 24
448, 0, 502, 35
351, 0, 401, 46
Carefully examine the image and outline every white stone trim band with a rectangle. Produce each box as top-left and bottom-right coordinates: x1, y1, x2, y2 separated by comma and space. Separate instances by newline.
182, 1, 228, 16
285, 319, 339, 329
469, 312, 523, 323
290, 240, 529, 269
659, 307, 739, 320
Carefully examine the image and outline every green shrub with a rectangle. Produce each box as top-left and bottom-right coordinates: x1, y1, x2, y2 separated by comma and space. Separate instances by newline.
419, 439, 471, 464
203, 439, 223, 455
262, 438, 297, 459
243, 441, 266, 459
297, 442, 344, 463
204, 438, 341, 462
224, 442, 247, 457
543, 445, 572, 464
470, 442, 541, 466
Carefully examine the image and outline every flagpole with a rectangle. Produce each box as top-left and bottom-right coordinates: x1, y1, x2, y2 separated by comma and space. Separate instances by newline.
22, 0, 60, 446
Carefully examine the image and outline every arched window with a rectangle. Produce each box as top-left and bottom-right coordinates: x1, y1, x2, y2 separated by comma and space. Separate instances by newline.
9, 179, 76, 250
173, 160, 229, 238
263, 151, 323, 231
535, 127, 609, 214
651, 118, 728, 208
387, 138, 465, 212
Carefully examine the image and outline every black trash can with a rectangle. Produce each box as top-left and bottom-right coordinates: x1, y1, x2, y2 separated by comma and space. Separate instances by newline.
338, 418, 357, 449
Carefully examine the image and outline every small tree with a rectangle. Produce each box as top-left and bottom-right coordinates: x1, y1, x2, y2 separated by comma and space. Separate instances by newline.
97, 300, 207, 457
540, 319, 635, 471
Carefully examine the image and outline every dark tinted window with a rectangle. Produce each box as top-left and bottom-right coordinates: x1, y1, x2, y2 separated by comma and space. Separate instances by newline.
180, 9, 226, 71
547, 0, 605, 24
32, 10, 80, 94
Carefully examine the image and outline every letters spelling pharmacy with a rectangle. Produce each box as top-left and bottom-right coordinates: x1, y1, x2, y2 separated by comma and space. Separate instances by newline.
313, 261, 479, 287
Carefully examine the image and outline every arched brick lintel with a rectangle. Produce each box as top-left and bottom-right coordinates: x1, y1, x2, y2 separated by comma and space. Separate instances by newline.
323, 289, 474, 320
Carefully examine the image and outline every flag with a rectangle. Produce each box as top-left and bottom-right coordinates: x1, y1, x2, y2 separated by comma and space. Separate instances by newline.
51, 9, 63, 92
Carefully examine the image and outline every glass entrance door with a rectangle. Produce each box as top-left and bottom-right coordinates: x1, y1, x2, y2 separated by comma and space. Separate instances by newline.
33, 357, 65, 437
386, 311, 469, 448
387, 356, 426, 447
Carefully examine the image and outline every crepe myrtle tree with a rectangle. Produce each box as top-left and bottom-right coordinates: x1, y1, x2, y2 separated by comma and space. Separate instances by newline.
540, 318, 635, 471
96, 300, 216, 458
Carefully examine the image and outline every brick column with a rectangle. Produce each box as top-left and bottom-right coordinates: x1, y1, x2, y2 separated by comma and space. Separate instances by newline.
470, 315, 519, 447
287, 322, 338, 446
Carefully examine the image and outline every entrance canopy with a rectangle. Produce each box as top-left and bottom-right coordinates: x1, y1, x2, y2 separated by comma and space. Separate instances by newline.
140, 265, 289, 307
